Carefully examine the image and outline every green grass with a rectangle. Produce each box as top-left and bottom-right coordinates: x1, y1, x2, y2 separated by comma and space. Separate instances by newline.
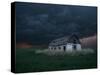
15, 48, 97, 73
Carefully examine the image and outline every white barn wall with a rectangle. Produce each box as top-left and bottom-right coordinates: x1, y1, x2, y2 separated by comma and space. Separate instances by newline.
66, 43, 73, 52
76, 44, 81, 51
49, 44, 81, 52
56, 46, 59, 51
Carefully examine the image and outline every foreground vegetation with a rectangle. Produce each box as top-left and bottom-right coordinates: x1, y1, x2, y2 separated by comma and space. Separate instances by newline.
16, 48, 97, 73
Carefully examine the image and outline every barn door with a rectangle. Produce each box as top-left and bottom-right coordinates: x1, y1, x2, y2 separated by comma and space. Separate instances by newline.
73, 39, 77, 50
63, 46, 66, 51
73, 44, 76, 50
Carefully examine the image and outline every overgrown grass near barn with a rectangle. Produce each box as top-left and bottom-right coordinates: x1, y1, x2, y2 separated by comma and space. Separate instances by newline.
15, 48, 97, 73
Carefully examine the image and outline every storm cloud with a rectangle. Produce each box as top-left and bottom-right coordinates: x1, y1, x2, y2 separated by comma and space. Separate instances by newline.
15, 2, 97, 45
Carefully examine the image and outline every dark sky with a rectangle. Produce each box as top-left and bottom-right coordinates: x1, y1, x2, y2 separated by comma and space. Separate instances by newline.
15, 2, 97, 45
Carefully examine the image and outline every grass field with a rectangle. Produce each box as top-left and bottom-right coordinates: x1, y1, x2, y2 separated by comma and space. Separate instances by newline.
15, 48, 97, 73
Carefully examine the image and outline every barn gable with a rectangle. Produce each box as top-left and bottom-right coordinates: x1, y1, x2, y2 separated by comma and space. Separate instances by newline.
67, 34, 81, 44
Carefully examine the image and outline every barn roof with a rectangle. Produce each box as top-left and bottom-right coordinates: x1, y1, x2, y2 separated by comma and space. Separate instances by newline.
49, 34, 81, 46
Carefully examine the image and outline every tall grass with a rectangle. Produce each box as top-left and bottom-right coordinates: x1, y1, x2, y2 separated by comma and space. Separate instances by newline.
15, 48, 97, 73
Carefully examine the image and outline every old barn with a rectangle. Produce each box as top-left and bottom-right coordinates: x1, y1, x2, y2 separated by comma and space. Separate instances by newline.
48, 34, 81, 52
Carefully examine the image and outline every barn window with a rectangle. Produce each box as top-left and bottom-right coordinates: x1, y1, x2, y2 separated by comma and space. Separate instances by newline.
51, 47, 53, 50
58, 47, 61, 50
54, 47, 56, 50
73, 39, 77, 44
